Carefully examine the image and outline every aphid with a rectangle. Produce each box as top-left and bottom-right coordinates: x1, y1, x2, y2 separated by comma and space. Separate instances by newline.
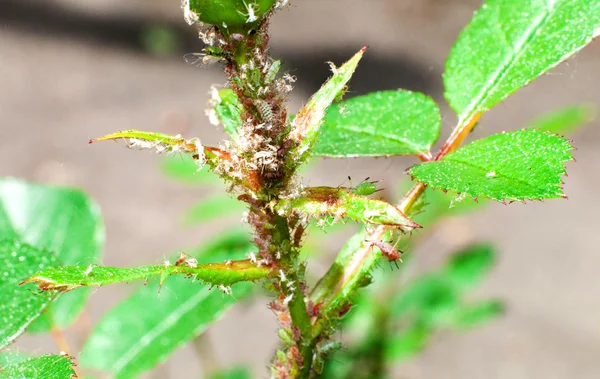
264, 60, 282, 84
348, 176, 381, 196
184, 47, 227, 67
368, 239, 403, 268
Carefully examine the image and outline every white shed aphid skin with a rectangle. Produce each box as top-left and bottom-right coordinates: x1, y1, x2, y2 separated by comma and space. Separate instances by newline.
279, 269, 287, 282
218, 285, 233, 295
283, 293, 294, 306
83, 264, 95, 277
247, 252, 257, 263
239, 1, 258, 23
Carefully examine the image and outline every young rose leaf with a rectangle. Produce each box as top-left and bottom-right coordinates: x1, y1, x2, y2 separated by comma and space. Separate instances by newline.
288, 47, 366, 162
90, 129, 202, 155
0, 178, 103, 331
313, 90, 441, 158
272, 187, 419, 230
0, 354, 76, 379
0, 241, 58, 349
79, 234, 255, 379
445, 0, 600, 125
409, 129, 573, 201
526, 104, 595, 135
213, 88, 243, 139
24, 258, 272, 292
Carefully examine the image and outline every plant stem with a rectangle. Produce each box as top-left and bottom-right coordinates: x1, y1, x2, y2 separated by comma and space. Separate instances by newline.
435, 113, 482, 159
49, 312, 81, 378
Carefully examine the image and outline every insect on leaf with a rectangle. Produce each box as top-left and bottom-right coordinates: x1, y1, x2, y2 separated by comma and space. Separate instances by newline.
272, 187, 420, 230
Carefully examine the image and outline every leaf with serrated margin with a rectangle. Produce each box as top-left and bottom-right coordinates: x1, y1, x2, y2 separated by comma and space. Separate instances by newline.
0, 178, 103, 331
0, 241, 58, 348
527, 104, 595, 135
409, 129, 573, 201
79, 233, 255, 379
313, 90, 441, 158
288, 47, 366, 162
24, 259, 272, 292
0, 354, 76, 379
273, 187, 419, 230
445, 0, 600, 125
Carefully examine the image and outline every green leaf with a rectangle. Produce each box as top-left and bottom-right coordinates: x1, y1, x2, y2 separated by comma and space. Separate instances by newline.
313, 90, 441, 157
0, 241, 58, 348
210, 367, 252, 379
445, 0, 600, 125
409, 129, 573, 201
24, 258, 272, 292
452, 300, 504, 329
0, 350, 29, 367
90, 129, 201, 155
443, 244, 495, 292
161, 156, 219, 185
183, 194, 246, 225
527, 104, 595, 135
79, 234, 255, 379
391, 275, 459, 323
0, 354, 76, 379
288, 47, 366, 162
273, 187, 419, 229
214, 89, 243, 139
0, 178, 104, 331
384, 323, 431, 362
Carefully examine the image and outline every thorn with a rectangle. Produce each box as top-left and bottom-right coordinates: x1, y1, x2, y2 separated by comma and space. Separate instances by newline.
360, 46, 369, 52
88, 139, 95, 144
473, 197, 479, 203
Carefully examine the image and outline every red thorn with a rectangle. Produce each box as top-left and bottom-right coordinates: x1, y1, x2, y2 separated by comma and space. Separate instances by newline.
520, 200, 526, 204
501, 200, 508, 205
562, 195, 569, 200
88, 139, 96, 144
473, 197, 479, 203
360, 46, 369, 52
442, 189, 448, 194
